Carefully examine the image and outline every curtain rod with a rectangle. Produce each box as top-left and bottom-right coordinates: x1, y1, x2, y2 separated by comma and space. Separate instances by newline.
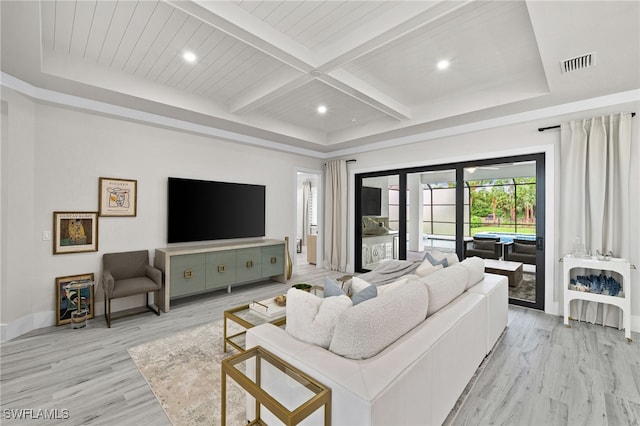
324, 159, 357, 165
538, 112, 636, 132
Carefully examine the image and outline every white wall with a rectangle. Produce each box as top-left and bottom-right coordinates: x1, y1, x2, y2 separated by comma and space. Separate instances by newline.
341, 101, 640, 330
0, 87, 322, 341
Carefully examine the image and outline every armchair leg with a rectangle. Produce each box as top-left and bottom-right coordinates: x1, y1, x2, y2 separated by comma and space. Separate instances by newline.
146, 292, 161, 316
105, 298, 111, 328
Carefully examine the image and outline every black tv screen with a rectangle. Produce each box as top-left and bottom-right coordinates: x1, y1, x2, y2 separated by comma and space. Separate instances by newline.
168, 177, 266, 243
361, 186, 382, 216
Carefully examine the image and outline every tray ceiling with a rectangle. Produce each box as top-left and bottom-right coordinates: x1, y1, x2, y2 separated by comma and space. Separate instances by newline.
1, 0, 639, 155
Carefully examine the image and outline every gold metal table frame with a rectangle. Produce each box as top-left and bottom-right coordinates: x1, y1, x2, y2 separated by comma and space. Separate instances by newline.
221, 345, 331, 426
223, 304, 287, 352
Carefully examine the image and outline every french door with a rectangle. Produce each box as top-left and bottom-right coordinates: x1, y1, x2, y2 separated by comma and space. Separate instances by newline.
355, 153, 545, 310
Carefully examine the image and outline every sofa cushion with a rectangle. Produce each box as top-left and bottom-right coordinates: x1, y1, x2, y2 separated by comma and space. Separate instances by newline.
286, 288, 353, 348
376, 276, 410, 296
473, 239, 495, 251
514, 242, 536, 254
323, 277, 345, 297
458, 257, 486, 289
329, 280, 428, 359
421, 263, 468, 316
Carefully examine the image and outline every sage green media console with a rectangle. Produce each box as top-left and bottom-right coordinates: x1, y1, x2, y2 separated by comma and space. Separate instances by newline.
155, 239, 286, 312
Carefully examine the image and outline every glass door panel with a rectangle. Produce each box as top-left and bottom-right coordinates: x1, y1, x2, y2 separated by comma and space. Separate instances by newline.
407, 170, 456, 260
360, 175, 399, 270
463, 159, 543, 309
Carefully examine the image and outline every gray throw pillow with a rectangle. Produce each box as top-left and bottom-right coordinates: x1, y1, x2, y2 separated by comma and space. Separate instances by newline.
323, 277, 345, 297
424, 251, 448, 268
351, 284, 377, 305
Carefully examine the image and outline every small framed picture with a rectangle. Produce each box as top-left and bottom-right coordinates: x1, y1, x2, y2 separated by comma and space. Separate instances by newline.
53, 212, 99, 254
99, 177, 137, 217
56, 273, 95, 325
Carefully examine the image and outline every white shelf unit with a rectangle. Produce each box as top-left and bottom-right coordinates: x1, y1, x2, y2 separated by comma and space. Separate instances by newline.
563, 255, 631, 341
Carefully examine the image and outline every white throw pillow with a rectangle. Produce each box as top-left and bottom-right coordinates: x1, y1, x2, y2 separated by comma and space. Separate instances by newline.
415, 260, 444, 278
459, 256, 485, 289
350, 276, 371, 294
285, 288, 352, 348
421, 263, 468, 316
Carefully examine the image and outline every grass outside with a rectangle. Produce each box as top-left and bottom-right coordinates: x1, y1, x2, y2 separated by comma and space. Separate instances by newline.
471, 225, 536, 235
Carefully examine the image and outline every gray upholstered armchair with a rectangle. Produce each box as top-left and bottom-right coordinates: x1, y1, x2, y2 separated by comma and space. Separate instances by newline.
464, 236, 502, 260
102, 250, 162, 327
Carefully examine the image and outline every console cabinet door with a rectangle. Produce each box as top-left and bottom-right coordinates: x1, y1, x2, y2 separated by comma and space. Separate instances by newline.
206, 251, 237, 290
236, 247, 261, 283
170, 254, 206, 297
261, 244, 285, 278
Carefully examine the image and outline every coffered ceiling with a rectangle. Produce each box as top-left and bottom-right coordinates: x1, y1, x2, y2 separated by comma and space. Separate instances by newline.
1, 1, 639, 156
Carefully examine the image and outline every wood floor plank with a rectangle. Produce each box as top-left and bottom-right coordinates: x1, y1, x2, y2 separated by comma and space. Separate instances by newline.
2, 266, 639, 426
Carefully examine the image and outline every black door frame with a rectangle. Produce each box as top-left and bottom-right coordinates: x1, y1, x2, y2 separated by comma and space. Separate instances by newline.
355, 153, 545, 310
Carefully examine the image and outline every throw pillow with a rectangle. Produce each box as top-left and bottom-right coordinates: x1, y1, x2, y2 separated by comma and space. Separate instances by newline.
350, 276, 371, 294
324, 276, 377, 305
285, 288, 352, 348
322, 277, 344, 297
423, 249, 459, 268
423, 250, 448, 268
415, 260, 444, 278
351, 284, 377, 305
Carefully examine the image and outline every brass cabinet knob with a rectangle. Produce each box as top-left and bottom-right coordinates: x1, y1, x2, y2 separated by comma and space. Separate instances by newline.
218, 264, 226, 273
184, 269, 193, 279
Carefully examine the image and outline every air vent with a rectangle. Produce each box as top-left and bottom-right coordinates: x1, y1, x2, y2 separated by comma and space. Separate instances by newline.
561, 52, 596, 73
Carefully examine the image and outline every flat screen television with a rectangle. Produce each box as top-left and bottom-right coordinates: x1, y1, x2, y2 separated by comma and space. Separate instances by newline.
167, 177, 266, 243
361, 186, 382, 216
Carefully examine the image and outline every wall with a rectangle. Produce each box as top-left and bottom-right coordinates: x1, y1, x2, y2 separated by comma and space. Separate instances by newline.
341, 101, 640, 330
0, 87, 322, 341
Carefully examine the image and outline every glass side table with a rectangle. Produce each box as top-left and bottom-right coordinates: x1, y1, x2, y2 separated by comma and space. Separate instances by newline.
221, 345, 331, 426
62, 280, 94, 329
223, 304, 286, 352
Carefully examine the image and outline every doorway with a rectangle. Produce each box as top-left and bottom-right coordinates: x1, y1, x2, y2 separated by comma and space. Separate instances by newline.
355, 153, 545, 310
296, 171, 320, 267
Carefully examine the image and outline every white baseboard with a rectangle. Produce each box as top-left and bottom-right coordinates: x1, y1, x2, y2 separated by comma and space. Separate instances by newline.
0, 310, 55, 343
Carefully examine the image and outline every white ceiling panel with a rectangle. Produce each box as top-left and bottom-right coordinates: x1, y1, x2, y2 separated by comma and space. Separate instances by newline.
342, 1, 547, 106
12, 1, 639, 152
254, 80, 395, 134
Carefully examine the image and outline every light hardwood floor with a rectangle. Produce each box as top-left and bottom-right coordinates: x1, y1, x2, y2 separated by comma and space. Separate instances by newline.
1, 265, 639, 425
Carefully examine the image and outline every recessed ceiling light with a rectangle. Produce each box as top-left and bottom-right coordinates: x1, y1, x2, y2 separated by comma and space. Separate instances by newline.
437, 59, 450, 70
183, 51, 197, 63
317, 105, 327, 114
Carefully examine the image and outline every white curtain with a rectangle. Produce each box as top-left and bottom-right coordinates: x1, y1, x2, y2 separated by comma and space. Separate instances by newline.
324, 160, 348, 272
560, 113, 632, 325
302, 180, 312, 245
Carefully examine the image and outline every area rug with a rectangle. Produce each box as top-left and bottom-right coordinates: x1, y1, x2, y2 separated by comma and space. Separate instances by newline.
509, 271, 536, 302
128, 320, 246, 426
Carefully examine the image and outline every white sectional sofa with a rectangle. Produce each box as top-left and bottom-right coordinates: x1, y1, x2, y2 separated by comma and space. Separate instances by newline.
246, 259, 508, 426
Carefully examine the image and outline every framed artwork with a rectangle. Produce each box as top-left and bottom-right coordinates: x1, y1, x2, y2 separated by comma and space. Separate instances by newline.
56, 273, 95, 325
53, 212, 99, 254
99, 177, 137, 217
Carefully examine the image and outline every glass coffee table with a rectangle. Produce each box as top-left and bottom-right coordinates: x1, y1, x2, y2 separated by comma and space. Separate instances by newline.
221, 345, 331, 425
223, 304, 286, 352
